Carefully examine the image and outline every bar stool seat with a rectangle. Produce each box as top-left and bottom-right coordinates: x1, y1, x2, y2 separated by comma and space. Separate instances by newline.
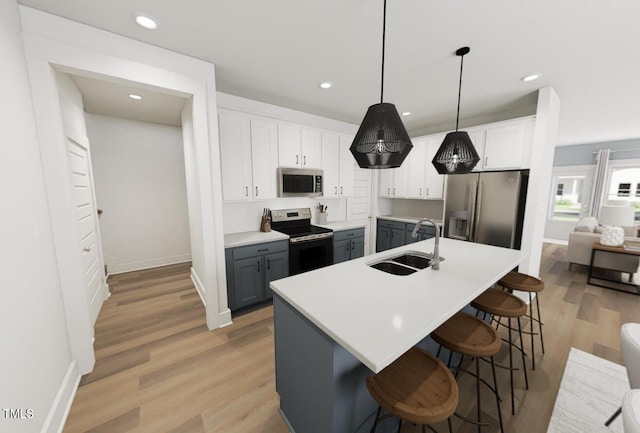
431, 311, 504, 433
471, 288, 528, 415
498, 271, 546, 370
366, 347, 458, 432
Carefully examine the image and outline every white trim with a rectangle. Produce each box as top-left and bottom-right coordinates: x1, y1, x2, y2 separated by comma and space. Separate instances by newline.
190, 267, 206, 307
108, 255, 193, 275
40, 361, 80, 433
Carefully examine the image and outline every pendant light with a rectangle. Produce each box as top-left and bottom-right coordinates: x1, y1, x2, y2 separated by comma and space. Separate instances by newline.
350, 0, 412, 169
432, 47, 480, 174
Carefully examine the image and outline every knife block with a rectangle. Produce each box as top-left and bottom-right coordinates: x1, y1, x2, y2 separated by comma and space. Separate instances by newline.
260, 216, 271, 232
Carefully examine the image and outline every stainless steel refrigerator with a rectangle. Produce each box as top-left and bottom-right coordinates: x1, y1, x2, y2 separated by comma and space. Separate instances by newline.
444, 170, 528, 249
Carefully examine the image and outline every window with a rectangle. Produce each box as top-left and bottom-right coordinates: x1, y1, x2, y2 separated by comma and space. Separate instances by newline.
549, 176, 584, 221
636, 183, 640, 197
556, 184, 564, 196
618, 183, 631, 197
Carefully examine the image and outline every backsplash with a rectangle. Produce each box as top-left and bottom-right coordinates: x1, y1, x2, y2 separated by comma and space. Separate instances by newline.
222, 197, 347, 234
390, 199, 444, 221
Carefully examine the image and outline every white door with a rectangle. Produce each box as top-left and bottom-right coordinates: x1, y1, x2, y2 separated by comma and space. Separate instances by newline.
349, 167, 373, 254
544, 165, 595, 241
67, 137, 108, 326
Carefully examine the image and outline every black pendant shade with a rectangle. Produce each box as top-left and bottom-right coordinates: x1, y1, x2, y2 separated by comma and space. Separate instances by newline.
350, 102, 413, 169
431, 46, 480, 174
350, 0, 412, 169
432, 131, 480, 174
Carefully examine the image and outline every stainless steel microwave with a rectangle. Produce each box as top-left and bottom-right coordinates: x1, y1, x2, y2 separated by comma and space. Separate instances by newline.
277, 167, 323, 197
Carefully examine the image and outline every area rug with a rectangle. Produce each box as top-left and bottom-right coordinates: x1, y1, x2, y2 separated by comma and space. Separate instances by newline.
547, 348, 629, 433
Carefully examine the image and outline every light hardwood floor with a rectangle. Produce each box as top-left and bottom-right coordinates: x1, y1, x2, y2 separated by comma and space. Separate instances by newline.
63, 244, 640, 433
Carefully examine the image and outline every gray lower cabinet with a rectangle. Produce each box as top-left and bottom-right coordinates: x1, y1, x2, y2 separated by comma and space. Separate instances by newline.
225, 240, 289, 311
377, 218, 438, 252
333, 228, 365, 264
376, 219, 407, 252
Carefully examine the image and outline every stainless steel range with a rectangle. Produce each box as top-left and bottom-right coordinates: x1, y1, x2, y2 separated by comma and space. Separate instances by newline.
271, 208, 333, 275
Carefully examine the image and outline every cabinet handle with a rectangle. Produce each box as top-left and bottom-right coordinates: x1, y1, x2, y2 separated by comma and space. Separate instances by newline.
303, 155, 306, 165
426, 188, 430, 196
245, 186, 249, 196
393, 188, 396, 195
257, 260, 261, 272
335, 186, 338, 195
387, 187, 390, 195
340, 186, 343, 195
257, 248, 269, 252
296, 154, 299, 165
484, 156, 488, 166
267, 259, 270, 270
419, 187, 422, 196
351, 243, 355, 251
255, 186, 258, 196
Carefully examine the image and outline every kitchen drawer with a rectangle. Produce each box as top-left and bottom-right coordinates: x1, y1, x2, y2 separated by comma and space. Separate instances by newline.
333, 227, 365, 242
377, 219, 406, 231
231, 240, 289, 260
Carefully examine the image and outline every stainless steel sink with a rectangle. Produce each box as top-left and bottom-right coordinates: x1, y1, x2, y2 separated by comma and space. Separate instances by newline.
369, 261, 417, 275
368, 251, 444, 275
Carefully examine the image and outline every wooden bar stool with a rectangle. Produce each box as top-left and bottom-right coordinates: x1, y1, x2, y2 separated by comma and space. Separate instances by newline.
498, 271, 545, 370
471, 288, 528, 415
431, 311, 503, 433
366, 347, 458, 433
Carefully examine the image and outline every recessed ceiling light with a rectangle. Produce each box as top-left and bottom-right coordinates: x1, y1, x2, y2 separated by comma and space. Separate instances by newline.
401, 112, 411, 116
521, 73, 542, 82
319, 81, 333, 89
128, 94, 143, 100
135, 14, 158, 30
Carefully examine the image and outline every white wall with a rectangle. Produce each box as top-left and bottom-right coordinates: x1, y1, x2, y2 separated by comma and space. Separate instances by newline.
86, 114, 191, 274
0, 1, 77, 432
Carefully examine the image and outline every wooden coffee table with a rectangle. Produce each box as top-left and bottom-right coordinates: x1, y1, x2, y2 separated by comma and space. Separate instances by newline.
588, 242, 640, 295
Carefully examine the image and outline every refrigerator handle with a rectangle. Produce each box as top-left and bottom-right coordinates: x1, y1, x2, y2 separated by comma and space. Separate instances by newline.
474, 180, 484, 242
467, 180, 478, 241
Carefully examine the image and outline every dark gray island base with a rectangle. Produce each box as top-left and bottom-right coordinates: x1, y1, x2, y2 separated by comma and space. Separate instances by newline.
274, 294, 450, 433
274, 294, 385, 433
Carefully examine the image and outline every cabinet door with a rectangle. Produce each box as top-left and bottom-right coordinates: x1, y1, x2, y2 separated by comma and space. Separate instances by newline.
424, 134, 445, 199
390, 228, 406, 249
232, 257, 262, 309
219, 112, 252, 201
350, 237, 365, 260
466, 129, 485, 173
339, 134, 355, 196
379, 169, 394, 197
405, 139, 426, 198
333, 238, 351, 264
278, 124, 302, 167
264, 251, 289, 300
482, 122, 526, 170
321, 132, 341, 197
301, 128, 322, 168
250, 119, 279, 199
376, 226, 391, 252
393, 160, 410, 197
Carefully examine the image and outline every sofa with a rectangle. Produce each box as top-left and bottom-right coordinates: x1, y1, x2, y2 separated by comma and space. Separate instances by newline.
567, 216, 640, 277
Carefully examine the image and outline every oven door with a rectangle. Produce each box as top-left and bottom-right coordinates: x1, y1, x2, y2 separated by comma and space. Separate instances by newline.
289, 237, 334, 275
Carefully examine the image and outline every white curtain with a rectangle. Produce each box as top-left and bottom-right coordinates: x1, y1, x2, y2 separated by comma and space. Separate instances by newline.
589, 148, 611, 217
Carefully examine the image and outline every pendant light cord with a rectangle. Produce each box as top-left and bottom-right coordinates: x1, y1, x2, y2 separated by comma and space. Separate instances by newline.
455, 52, 464, 131
380, 0, 387, 104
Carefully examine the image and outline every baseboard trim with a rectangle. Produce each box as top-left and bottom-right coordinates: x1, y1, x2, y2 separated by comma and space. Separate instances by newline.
40, 361, 80, 433
218, 308, 232, 328
190, 268, 206, 307
109, 255, 192, 275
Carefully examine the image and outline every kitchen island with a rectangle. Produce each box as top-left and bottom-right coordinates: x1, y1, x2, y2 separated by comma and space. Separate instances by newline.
271, 237, 526, 433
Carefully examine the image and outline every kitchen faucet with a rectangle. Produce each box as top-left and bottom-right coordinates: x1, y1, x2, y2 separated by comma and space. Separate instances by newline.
411, 218, 440, 270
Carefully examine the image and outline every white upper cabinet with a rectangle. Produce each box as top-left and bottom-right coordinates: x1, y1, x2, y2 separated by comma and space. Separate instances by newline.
321, 132, 340, 197
405, 139, 427, 198
379, 169, 395, 197
250, 119, 279, 199
219, 111, 253, 201
468, 117, 535, 171
278, 125, 321, 168
321, 132, 355, 197
423, 136, 445, 199
338, 134, 354, 197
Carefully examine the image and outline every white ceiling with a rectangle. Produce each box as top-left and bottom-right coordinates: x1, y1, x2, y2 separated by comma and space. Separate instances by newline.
19, 0, 640, 146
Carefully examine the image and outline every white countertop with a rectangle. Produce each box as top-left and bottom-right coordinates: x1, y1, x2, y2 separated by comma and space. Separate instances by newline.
317, 221, 367, 231
378, 215, 444, 226
270, 238, 526, 373
224, 230, 289, 248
